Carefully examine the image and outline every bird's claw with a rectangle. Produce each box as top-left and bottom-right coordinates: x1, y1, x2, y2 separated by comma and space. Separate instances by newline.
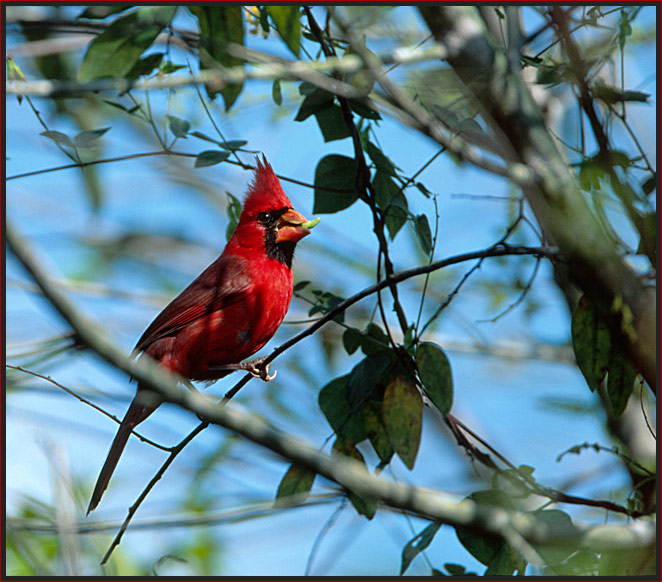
245, 357, 277, 382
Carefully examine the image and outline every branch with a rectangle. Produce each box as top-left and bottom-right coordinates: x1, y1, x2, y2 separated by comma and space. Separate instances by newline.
417, 5, 656, 392
6, 222, 654, 555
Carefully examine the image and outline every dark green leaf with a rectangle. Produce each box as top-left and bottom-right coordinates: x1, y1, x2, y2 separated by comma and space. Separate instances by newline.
361, 322, 389, 355
74, 127, 110, 148
332, 436, 376, 519
219, 139, 248, 151
342, 328, 362, 355
606, 346, 636, 417
372, 171, 408, 239
414, 214, 433, 254
456, 490, 515, 565
195, 150, 230, 168
78, 6, 176, 83
382, 374, 422, 469
272, 79, 282, 106
258, 6, 270, 34
126, 52, 163, 80
318, 375, 367, 444
268, 6, 301, 57
571, 296, 611, 392
314, 105, 352, 142
618, 9, 632, 51
295, 88, 334, 122
361, 398, 394, 464
40, 130, 74, 148
167, 115, 191, 138
293, 280, 310, 292
190, 6, 244, 109
444, 563, 468, 575
346, 353, 392, 409
400, 522, 442, 575
416, 342, 453, 415
348, 99, 381, 120
190, 130, 220, 145
78, 6, 132, 20
367, 142, 396, 176
274, 464, 316, 507
313, 155, 360, 214
484, 545, 519, 576
641, 174, 656, 196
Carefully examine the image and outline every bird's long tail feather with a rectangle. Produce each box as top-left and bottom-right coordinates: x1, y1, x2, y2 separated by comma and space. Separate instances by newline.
87, 389, 158, 514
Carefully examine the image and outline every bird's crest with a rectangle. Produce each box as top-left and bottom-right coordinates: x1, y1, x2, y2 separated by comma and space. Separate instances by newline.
243, 155, 293, 215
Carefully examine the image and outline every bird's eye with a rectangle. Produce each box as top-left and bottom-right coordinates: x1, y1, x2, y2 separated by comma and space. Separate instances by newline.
258, 211, 272, 224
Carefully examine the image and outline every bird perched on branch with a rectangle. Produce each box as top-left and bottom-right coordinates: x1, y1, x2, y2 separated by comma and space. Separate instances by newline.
87, 156, 318, 514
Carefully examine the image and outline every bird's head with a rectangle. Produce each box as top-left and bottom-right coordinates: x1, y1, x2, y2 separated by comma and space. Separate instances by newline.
229, 156, 319, 267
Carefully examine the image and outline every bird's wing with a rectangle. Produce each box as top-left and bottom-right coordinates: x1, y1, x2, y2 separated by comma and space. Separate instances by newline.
134, 254, 251, 352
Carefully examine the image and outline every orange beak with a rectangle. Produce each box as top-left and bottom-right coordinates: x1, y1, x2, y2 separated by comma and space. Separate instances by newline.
276, 209, 317, 243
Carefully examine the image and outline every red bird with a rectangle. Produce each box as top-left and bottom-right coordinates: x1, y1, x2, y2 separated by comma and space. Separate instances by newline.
87, 157, 316, 514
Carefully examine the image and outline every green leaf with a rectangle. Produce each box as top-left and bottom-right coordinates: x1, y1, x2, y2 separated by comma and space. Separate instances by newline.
78, 6, 132, 20
361, 398, 394, 464
190, 130, 221, 145
268, 6, 301, 57
314, 105, 352, 142
571, 296, 611, 391
74, 127, 110, 148
641, 174, 656, 196
400, 522, 442, 575
348, 99, 381, 120
416, 342, 453, 415
219, 139, 248, 151
606, 346, 636, 417
593, 83, 649, 105
318, 375, 367, 444
195, 150, 230, 168
294, 87, 334, 122
414, 214, 433, 254
166, 115, 191, 138
332, 436, 376, 519
313, 155, 360, 214
367, 142, 396, 176
372, 171, 408, 239
272, 79, 282, 106
342, 328, 362, 355
78, 6, 176, 83
455, 490, 515, 565
360, 322, 389, 355
159, 60, 186, 74
530, 510, 575, 566
484, 545, 520, 576
293, 280, 310, 292
225, 191, 242, 241
190, 6, 244, 109
126, 52, 163, 80
345, 353, 392, 409
40, 130, 74, 148
274, 464, 316, 507
382, 374, 422, 469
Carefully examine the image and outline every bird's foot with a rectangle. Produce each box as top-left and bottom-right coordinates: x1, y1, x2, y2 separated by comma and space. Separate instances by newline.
209, 357, 276, 382
241, 356, 277, 381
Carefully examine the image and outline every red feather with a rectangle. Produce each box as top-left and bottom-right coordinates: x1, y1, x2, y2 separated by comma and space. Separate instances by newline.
88, 158, 311, 513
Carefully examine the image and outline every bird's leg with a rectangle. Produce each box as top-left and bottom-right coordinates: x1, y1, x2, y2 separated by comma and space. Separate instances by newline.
210, 357, 277, 381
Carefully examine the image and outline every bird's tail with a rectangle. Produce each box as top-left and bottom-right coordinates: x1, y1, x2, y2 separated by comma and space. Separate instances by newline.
87, 388, 159, 515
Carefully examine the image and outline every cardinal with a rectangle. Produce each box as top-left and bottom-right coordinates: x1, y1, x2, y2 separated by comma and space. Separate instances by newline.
87, 157, 318, 514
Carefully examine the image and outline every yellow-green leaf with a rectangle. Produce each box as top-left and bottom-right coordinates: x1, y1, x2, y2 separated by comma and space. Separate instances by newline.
274, 464, 316, 507
268, 6, 301, 57
382, 374, 422, 469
